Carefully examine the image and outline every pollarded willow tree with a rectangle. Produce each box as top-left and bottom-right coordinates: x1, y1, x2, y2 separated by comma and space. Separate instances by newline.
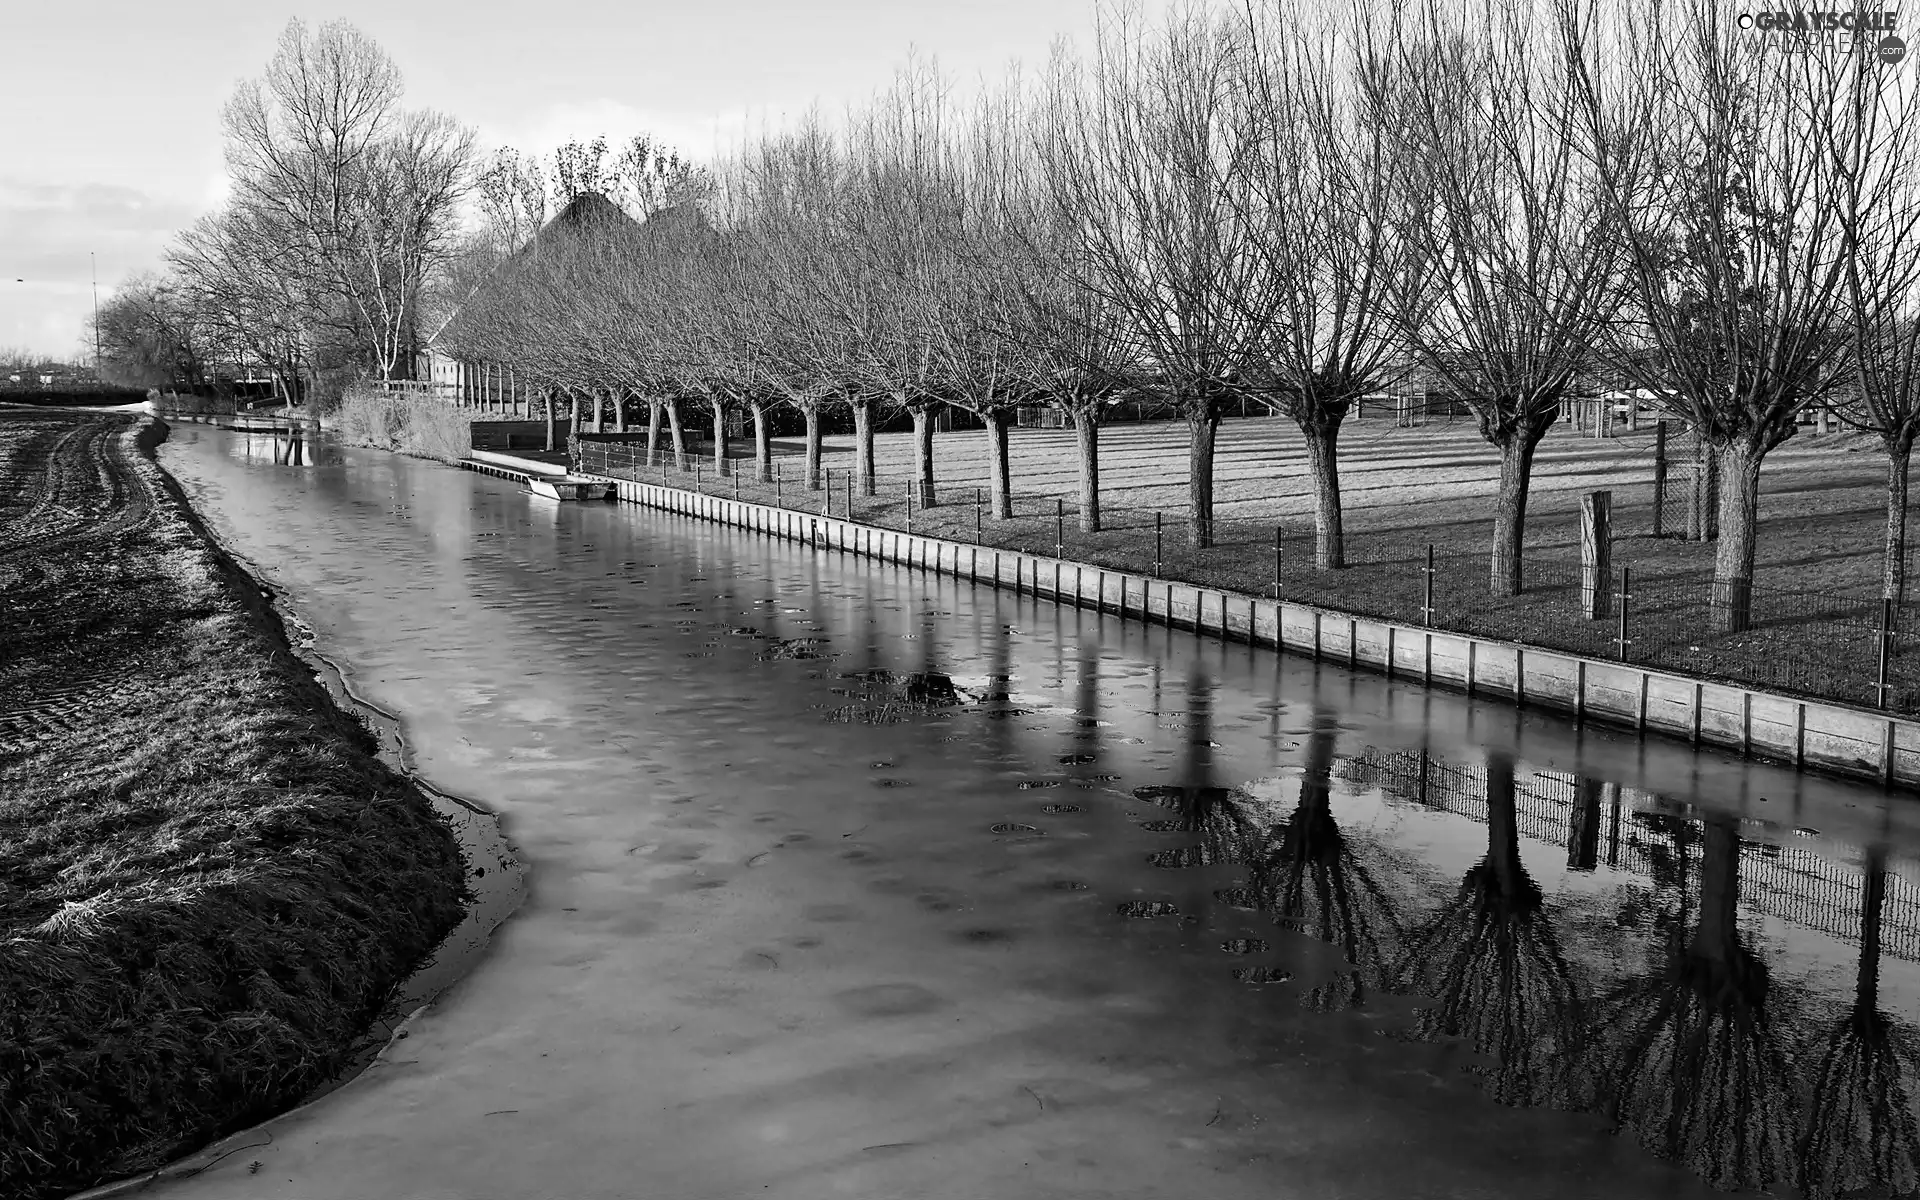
923, 79, 1046, 520
1832, 40, 1920, 609
1391, 0, 1628, 597
1041, 6, 1269, 548
834, 68, 954, 503
1230, 2, 1412, 572
1571, 0, 1855, 631
741, 121, 846, 490
999, 157, 1131, 532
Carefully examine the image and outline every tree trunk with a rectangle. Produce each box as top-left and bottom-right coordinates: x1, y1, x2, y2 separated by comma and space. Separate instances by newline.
1484, 752, 1528, 904
911, 406, 937, 508
569, 389, 581, 438
1858, 849, 1886, 1012
711, 396, 728, 473
804, 407, 823, 489
1712, 440, 1765, 634
986, 409, 1013, 519
1187, 410, 1218, 549
1072, 408, 1100, 533
544, 390, 556, 452
1884, 437, 1912, 606
646, 399, 662, 465
1490, 435, 1542, 597
588, 388, 602, 433
613, 389, 626, 433
1299, 412, 1345, 570
665, 397, 687, 469
1691, 819, 1742, 968
852, 397, 877, 496
751, 400, 772, 482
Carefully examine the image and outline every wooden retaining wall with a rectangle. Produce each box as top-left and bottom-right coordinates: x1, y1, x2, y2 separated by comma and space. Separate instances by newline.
593, 474, 1920, 792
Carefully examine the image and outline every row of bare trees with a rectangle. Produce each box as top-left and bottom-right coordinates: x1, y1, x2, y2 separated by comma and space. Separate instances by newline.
442, 0, 1919, 633
95, 19, 475, 405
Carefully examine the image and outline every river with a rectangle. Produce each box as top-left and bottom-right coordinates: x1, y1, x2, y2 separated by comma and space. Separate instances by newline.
143, 424, 1920, 1200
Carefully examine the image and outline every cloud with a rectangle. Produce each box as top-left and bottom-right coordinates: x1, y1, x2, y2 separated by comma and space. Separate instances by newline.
0, 177, 200, 356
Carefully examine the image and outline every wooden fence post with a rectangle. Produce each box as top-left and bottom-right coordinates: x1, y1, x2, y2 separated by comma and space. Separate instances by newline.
1582, 490, 1612, 621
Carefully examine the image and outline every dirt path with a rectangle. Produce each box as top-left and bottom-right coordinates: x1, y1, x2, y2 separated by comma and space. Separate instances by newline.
0, 408, 156, 597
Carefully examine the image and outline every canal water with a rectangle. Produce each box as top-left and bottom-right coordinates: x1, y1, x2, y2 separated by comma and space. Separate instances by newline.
148, 425, 1920, 1200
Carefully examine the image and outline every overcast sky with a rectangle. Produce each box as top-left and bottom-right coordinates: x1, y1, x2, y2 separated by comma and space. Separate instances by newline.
0, 0, 1099, 359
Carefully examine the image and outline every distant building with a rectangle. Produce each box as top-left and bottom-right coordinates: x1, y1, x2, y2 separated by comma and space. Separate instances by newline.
424, 192, 671, 411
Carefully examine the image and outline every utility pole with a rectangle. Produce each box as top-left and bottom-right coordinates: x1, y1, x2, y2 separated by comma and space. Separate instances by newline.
90, 252, 101, 370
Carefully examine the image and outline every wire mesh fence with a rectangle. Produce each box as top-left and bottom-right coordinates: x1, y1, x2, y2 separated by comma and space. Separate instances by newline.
575, 439, 1920, 716
1345, 746, 1920, 961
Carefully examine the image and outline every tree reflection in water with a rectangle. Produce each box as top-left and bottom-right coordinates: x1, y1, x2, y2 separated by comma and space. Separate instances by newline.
1392, 751, 1584, 1106
1134, 704, 1403, 1009
1800, 847, 1920, 1200
1254, 710, 1403, 1010
1131, 672, 1267, 872
1590, 816, 1797, 1194
1291, 747, 1920, 1195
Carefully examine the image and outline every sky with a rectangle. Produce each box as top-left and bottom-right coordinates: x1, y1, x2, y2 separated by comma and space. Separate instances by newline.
0, 0, 1100, 360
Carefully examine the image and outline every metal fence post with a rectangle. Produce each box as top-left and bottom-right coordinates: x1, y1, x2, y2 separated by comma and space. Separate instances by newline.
1652, 421, 1668, 538
906, 479, 914, 532
1055, 498, 1064, 558
1616, 566, 1632, 662
734, 465, 741, 501
975, 487, 983, 543
846, 471, 854, 521
694, 461, 701, 493
1423, 545, 1435, 626
1274, 525, 1283, 598
1879, 596, 1895, 710
775, 458, 783, 506
1154, 511, 1164, 578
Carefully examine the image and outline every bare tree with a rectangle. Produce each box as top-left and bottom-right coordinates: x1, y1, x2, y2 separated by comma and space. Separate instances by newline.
1391, 0, 1625, 595
1232, 2, 1411, 571
1041, 6, 1268, 547
1570, 0, 1854, 630
222, 20, 475, 382
1832, 47, 1920, 606
743, 120, 848, 490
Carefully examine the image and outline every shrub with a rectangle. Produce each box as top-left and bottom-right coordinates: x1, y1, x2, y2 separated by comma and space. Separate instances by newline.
332, 383, 472, 463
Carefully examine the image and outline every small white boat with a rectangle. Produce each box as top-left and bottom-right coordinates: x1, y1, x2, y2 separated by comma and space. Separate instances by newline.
526, 475, 615, 502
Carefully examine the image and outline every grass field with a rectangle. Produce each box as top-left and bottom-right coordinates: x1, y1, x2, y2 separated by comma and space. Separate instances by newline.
591, 410, 1917, 712
798, 411, 1903, 595
0, 410, 468, 1199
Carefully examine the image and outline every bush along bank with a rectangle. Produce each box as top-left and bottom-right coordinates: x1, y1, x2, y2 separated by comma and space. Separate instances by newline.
330, 382, 474, 462
0, 412, 470, 1199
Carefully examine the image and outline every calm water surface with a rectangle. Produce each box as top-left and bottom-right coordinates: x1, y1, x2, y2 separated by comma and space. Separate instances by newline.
158, 426, 1920, 1200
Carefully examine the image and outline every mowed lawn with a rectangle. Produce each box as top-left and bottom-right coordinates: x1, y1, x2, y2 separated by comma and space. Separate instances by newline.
797, 412, 1900, 599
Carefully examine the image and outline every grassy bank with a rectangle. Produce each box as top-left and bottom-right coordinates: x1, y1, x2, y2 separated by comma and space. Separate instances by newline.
0, 411, 469, 1199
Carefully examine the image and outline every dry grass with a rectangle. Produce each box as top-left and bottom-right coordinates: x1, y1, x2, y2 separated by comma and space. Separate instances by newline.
0, 411, 468, 1199
332, 383, 473, 463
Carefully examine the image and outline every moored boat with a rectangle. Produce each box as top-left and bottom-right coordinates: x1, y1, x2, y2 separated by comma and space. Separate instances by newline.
526, 475, 615, 501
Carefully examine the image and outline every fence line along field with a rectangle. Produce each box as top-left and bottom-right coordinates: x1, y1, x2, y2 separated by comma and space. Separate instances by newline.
800, 412, 1898, 596
581, 407, 1915, 714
